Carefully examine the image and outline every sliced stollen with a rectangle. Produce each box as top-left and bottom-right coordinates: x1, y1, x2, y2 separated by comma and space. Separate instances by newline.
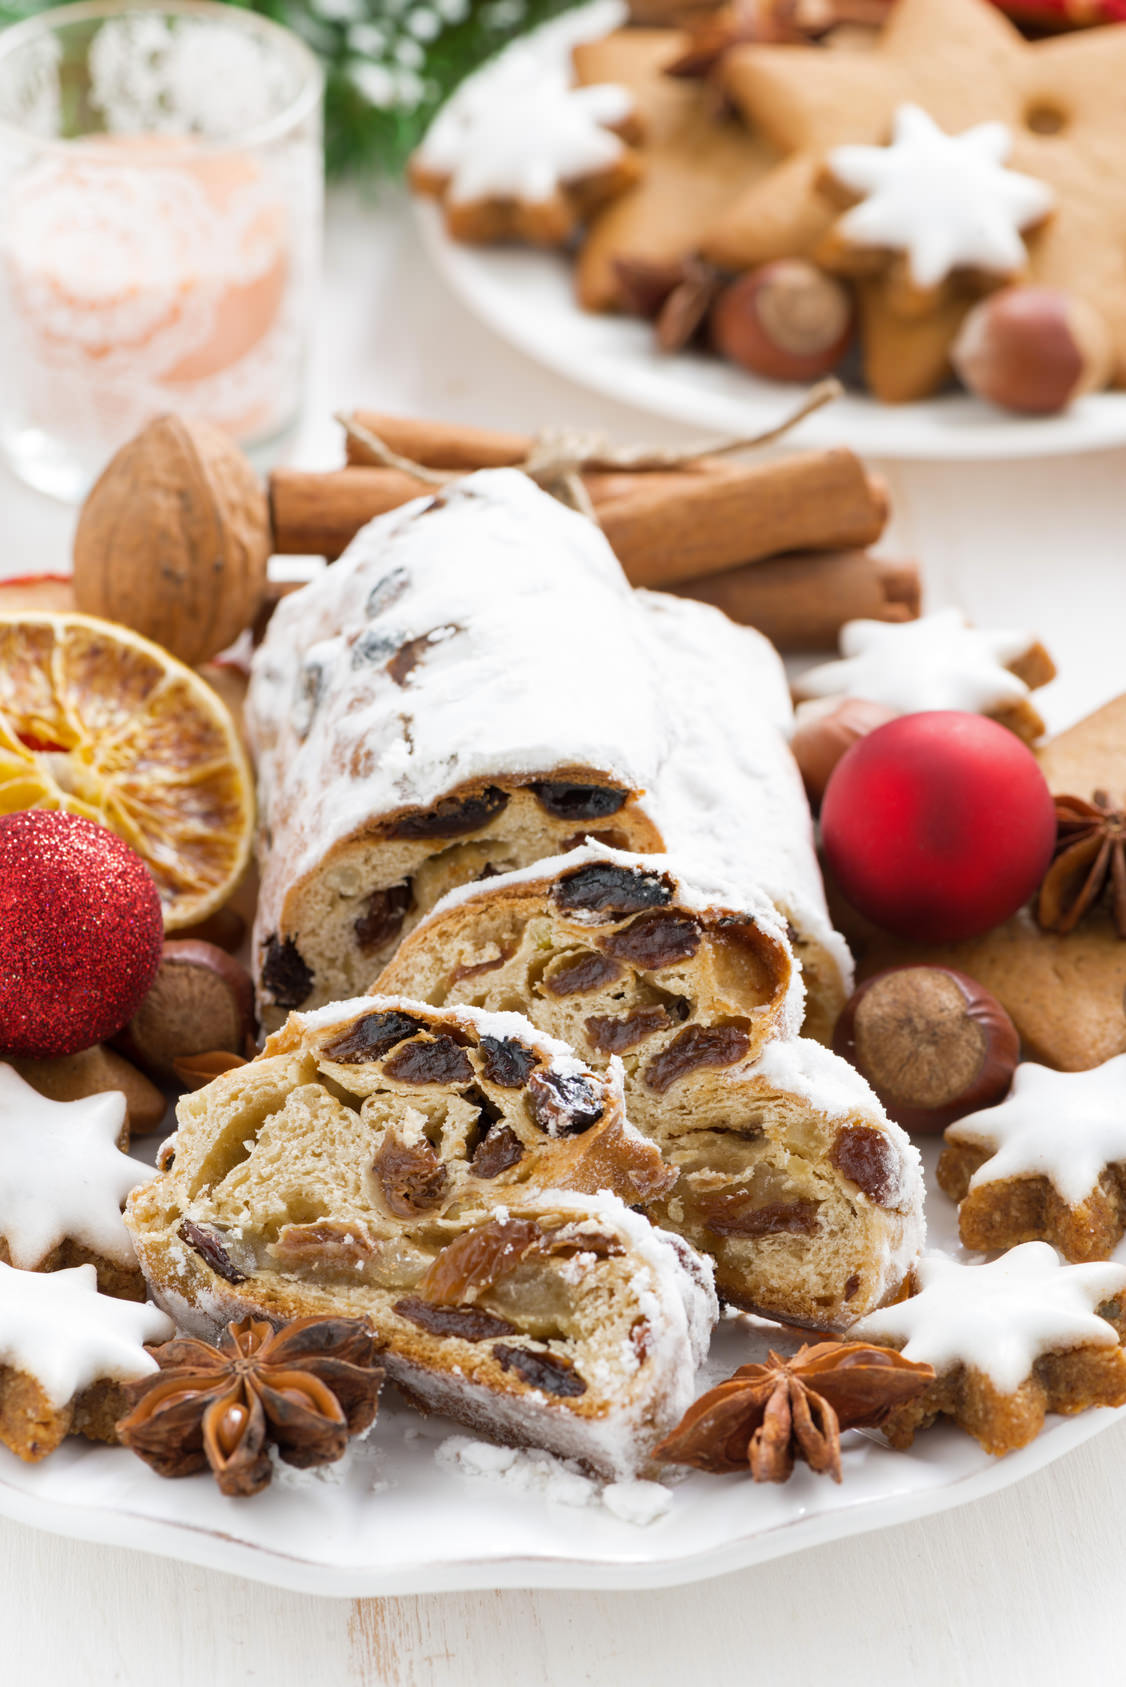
375, 846, 924, 1330
246, 470, 850, 1036
126, 997, 715, 1478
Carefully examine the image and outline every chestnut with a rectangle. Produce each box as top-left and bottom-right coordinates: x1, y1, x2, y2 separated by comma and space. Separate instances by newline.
790, 697, 898, 808
952, 285, 1112, 416
833, 965, 1019, 1136
711, 259, 854, 383
114, 939, 256, 1084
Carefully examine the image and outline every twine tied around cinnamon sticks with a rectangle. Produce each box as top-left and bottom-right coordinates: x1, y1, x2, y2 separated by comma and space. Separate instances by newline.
334, 378, 842, 523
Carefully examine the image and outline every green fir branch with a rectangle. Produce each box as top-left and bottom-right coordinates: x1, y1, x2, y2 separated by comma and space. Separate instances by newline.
0, 0, 583, 175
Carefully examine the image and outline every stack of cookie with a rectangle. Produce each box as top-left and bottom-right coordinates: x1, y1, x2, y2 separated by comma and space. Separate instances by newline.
411, 0, 1126, 414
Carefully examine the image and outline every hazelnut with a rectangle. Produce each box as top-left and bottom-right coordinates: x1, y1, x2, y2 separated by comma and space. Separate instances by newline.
833, 965, 1019, 1136
73, 414, 271, 666
790, 697, 898, 807
952, 286, 1112, 415
114, 940, 256, 1084
711, 260, 854, 383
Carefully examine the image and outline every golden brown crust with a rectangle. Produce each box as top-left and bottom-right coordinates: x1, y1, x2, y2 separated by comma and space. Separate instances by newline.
937, 1143, 1126, 1263
880, 1340, 1126, 1455
0, 1237, 146, 1302
0, 1369, 129, 1462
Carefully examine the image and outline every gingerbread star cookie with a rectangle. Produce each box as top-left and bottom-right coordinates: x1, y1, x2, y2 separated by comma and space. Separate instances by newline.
821, 104, 1054, 293
0, 1260, 171, 1462
410, 61, 642, 246
704, 0, 1126, 399
0, 1065, 155, 1299
841, 692, 1126, 1073
571, 29, 774, 312
939, 1055, 1126, 1262
852, 1243, 1126, 1454
792, 608, 1056, 743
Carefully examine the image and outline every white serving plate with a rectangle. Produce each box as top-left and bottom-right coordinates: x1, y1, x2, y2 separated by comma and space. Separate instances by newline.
3, 1144, 1123, 1596
416, 2, 1126, 462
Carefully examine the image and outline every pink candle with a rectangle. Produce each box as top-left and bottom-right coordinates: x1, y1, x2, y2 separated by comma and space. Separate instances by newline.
0, 3, 322, 499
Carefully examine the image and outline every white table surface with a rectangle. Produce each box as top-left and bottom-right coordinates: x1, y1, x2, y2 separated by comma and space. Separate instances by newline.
3, 184, 1125, 1685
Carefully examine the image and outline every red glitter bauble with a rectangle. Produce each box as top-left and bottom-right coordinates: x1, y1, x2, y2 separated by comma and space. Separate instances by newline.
821, 711, 1057, 944
0, 811, 164, 1058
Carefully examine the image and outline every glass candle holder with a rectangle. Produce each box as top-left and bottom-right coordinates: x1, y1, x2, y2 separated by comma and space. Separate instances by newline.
0, 0, 323, 500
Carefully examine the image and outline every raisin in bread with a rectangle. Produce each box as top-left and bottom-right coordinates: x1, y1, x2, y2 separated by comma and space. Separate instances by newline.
246, 470, 850, 1034
125, 998, 714, 1476
375, 848, 925, 1329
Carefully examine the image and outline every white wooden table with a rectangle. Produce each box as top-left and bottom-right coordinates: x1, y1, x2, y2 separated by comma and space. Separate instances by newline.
3, 185, 1124, 1685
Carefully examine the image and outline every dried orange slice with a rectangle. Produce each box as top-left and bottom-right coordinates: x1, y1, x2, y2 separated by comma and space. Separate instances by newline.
0, 612, 253, 930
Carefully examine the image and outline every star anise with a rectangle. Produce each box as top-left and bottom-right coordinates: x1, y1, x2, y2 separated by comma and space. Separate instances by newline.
1037, 791, 1126, 940
613, 256, 726, 351
116, 1316, 384, 1497
653, 1342, 935, 1483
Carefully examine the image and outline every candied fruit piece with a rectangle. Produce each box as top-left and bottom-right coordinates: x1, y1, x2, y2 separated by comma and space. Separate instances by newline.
478, 1035, 539, 1088
390, 786, 509, 839
830, 1125, 900, 1207
322, 1009, 427, 1064
383, 1035, 474, 1085
492, 1344, 587, 1397
543, 951, 623, 997
354, 882, 412, 954
602, 912, 701, 970
393, 1297, 518, 1341
552, 862, 673, 920
530, 781, 628, 821
585, 1006, 672, 1055
261, 933, 314, 1009
643, 1025, 750, 1094
371, 1135, 449, 1217
527, 1068, 604, 1135
419, 1217, 544, 1304
694, 1192, 820, 1237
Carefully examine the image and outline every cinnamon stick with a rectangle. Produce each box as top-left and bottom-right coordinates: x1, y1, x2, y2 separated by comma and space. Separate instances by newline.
669, 549, 920, 651
271, 448, 888, 584
270, 467, 433, 559
344, 411, 531, 471
595, 450, 888, 586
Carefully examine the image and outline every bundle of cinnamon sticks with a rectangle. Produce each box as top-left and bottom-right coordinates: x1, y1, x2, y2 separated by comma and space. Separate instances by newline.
269, 411, 919, 652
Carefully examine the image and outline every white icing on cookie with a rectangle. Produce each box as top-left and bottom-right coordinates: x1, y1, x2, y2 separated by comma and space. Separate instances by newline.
0, 1259, 172, 1406
853, 1243, 1126, 1393
0, 1065, 155, 1269
948, 1055, 1126, 1206
827, 104, 1055, 289
416, 68, 633, 206
793, 607, 1035, 718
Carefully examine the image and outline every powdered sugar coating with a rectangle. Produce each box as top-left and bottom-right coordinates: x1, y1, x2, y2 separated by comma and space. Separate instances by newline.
0, 1065, 155, 1269
853, 1243, 1126, 1393
0, 1259, 172, 1406
948, 1055, 1126, 1205
793, 607, 1037, 719
247, 470, 847, 1004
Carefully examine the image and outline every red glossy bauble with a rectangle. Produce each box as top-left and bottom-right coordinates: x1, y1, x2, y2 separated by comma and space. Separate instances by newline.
0, 810, 164, 1058
820, 711, 1057, 943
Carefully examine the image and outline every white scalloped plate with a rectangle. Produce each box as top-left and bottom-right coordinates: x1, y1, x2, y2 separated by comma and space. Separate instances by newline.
416, 2, 1126, 462
2, 1145, 1124, 1597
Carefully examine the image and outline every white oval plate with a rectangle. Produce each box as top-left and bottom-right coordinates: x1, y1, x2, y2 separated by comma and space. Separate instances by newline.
2, 1145, 1123, 1597
416, 2, 1126, 462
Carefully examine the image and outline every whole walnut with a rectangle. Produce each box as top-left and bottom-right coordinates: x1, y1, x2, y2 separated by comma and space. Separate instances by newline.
73, 415, 271, 666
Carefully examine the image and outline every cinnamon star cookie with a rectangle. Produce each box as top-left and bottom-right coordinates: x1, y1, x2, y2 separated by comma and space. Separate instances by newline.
939, 1054, 1126, 1261
705, 0, 1126, 398
852, 1243, 1126, 1453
